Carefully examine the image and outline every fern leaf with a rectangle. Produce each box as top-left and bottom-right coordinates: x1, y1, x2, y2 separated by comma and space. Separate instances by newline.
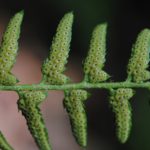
63, 90, 90, 147
109, 88, 134, 143
84, 23, 109, 83
17, 91, 52, 150
127, 29, 150, 82
0, 11, 23, 85
42, 12, 73, 84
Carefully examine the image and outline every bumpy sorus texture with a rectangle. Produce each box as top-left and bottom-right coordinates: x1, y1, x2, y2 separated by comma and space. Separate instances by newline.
109, 88, 134, 143
17, 91, 51, 150
0, 72, 18, 85
42, 12, 73, 85
84, 23, 109, 83
0, 11, 23, 85
127, 29, 150, 82
0, 131, 14, 150
63, 89, 90, 147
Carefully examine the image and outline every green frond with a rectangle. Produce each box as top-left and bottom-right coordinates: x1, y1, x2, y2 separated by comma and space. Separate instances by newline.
17, 91, 52, 150
127, 29, 150, 82
109, 88, 134, 143
42, 12, 73, 84
0, 10, 150, 149
83, 23, 109, 83
63, 89, 90, 147
0, 10, 24, 85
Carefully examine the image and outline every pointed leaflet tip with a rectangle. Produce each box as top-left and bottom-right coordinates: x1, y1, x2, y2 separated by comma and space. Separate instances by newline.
14, 10, 24, 20
97, 22, 108, 28
19, 10, 24, 18
94, 22, 108, 33
63, 11, 74, 24
18, 10, 24, 15
65, 11, 74, 17
60, 11, 74, 26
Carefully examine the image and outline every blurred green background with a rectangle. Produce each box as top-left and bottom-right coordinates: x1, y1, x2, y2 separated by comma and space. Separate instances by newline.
0, 0, 150, 150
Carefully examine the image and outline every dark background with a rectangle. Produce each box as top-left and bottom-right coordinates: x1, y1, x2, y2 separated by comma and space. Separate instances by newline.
0, 0, 150, 150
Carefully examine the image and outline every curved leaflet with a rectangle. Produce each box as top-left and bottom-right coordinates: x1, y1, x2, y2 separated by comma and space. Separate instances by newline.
83, 23, 109, 83
17, 91, 51, 150
127, 29, 150, 82
64, 90, 90, 147
109, 88, 134, 143
0, 11, 23, 85
42, 12, 73, 85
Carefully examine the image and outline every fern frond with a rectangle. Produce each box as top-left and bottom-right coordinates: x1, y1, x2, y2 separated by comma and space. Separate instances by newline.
17, 91, 52, 150
83, 23, 109, 82
0, 11, 23, 85
0, 10, 150, 150
42, 12, 73, 84
64, 90, 90, 147
109, 88, 134, 143
127, 29, 150, 82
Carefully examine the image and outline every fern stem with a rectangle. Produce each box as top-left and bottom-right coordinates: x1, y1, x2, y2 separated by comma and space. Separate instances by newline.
0, 81, 150, 91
